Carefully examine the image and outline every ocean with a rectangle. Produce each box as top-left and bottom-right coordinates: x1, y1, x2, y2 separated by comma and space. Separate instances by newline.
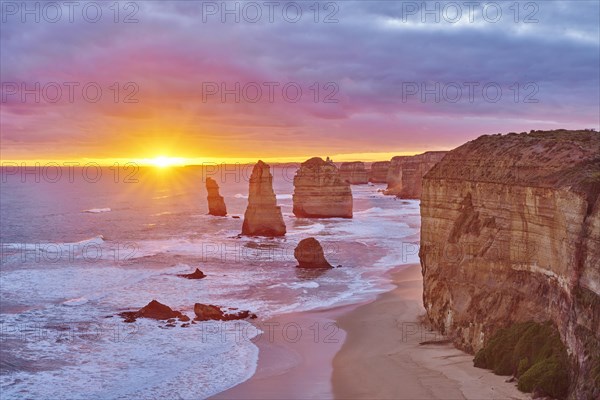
0, 165, 421, 399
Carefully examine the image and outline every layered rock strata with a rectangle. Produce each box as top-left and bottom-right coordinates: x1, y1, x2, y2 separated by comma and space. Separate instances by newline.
206, 177, 227, 216
292, 157, 353, 218
419, 130, 600, 399
339, 161, 369, 184
385, 151, 447, 198
368, 161, 390, 183
242, 160, 286, 236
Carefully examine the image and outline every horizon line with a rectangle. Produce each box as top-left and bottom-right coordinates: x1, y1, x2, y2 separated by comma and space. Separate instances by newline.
0, 149, 452, 167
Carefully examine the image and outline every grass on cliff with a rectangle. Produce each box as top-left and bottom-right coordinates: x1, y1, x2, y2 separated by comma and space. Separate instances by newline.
473, 321, 569, 399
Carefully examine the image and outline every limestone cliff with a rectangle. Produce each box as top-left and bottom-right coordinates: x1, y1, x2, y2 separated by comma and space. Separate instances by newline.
293, 157, 353, 218
339, 161, 369, 184
420, 130, 600, 399
385, 151, 447, 198
368, 161, 390, 183
206, 177, 227, 216
242, 161, 286, 237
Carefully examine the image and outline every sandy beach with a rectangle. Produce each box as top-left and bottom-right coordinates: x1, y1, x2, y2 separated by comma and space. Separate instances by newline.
333, 264, 529, 399
212, 304, 351, 399
213, 264, 530, 399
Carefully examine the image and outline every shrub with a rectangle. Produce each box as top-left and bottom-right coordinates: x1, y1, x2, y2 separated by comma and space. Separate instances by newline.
473, 321, 569, 399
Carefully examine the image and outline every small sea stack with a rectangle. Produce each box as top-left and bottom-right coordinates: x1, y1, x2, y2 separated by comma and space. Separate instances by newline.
292, 157, 353, 218
241, 160, 286, 237
206, 177, 227, 216
294, 237, 333, 269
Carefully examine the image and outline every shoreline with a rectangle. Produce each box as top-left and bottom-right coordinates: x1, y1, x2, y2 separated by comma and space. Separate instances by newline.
214, 264, 530, 399
211, 294, 363, 399
332, 264, 529, 399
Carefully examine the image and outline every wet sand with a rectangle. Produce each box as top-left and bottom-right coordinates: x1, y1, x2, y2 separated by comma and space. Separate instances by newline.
213, 264, 529, 399
212, 306, 350, 399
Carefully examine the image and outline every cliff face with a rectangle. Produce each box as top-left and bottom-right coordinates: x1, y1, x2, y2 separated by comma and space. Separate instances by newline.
339, 161, 369, 184
368, 161, 390, 183
385, 151, 447, 198
420, 130, 600, 399
206, 177, 227, 216
242, 161, 286, 237
293, 157, 353, 218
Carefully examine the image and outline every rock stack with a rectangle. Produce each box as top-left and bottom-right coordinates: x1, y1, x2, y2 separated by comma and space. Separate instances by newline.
241, 160, 286, 237
385, 151, 447, 198
368, 161, 390, 183
339, 161, 369, 184
294, 237, 332, 268
292, 157, 353, 218
420, 130, 600, 399
206, 177, 227, 216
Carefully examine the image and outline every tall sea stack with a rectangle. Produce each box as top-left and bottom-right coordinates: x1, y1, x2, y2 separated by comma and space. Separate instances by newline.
241, 161, 286, 237
292, 157, 353, 218
206, 177, 227, 216
419, 130, 600, 399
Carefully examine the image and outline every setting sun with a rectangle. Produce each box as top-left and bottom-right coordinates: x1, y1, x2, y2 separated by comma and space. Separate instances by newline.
145, 156, 186, 168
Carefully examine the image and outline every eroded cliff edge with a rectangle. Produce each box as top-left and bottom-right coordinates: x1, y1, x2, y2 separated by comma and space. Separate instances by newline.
419, 130, 600, 399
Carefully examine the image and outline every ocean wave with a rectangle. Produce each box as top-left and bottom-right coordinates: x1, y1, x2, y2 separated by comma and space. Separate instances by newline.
62, 297, 89, 306
2, 235, 105, 252
268, 281, 320, 290
82, 208, 111, 213
234, 193, 292, 200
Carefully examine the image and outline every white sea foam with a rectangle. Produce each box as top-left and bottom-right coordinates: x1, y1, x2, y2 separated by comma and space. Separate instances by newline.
268, 281, 320, 290
1, 183, 421, 399
62, 297, 89, 306
0, 319, 260, 400
234, 193, 292, 200
83, 208, 111, 213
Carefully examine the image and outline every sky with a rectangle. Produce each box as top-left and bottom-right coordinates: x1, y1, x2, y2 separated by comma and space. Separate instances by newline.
1, 0, 599, 164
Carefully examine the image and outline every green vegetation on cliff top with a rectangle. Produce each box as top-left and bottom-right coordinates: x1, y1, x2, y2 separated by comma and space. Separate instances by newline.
473, 321, 570, 399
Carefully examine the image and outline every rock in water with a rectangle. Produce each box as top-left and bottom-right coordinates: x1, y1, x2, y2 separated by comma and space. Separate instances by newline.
293, 157, 353, 218
241, 160, 286, 236
294, 237, 332, 268
385, 151, 447, 198
206, 177, 227, 216
339, 161, 369, 184
368, 161, 390, 183
194, 303, 257, 321
420, 129, 600, 400
119, 300, 184, 322
177, 268, 206, 279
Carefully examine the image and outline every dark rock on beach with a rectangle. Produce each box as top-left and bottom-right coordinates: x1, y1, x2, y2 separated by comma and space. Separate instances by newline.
177, 268, 206, 279
119, 300, 185, 323
194, 303, 257, 321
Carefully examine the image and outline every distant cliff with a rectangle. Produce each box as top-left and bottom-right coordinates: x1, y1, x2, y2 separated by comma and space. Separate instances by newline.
420, 130, 600, 399
368, 161, 390, 183
339, 161, 369, 184
385, 151, 447, 198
